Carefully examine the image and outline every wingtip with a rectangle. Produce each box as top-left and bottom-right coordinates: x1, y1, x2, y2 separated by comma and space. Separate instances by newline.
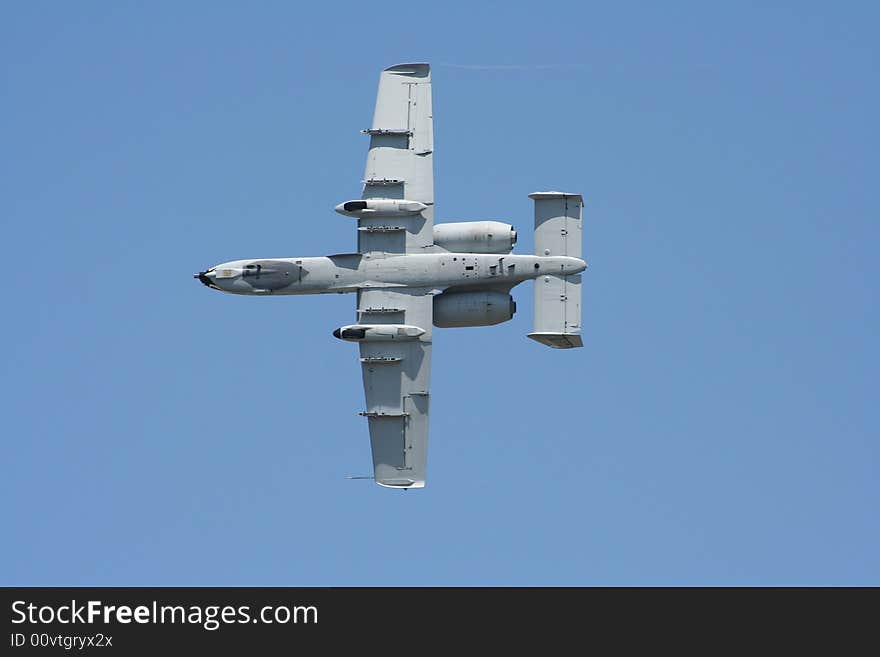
376, 478, 425, 489
384, 63, 430, 77
528, 191, 584, 204
527, 332, 584, 349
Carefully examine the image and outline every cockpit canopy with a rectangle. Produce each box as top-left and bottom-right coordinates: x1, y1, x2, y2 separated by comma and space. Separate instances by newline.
240, 260, 301, 290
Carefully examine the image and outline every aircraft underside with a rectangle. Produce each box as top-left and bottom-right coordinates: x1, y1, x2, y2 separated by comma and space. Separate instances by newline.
195, 63, 586, 488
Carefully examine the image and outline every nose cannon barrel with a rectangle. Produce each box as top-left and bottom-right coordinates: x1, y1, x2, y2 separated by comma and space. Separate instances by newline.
194, 270, 216, 288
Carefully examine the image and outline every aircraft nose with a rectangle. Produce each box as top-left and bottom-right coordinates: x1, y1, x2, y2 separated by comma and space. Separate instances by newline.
194, 269, 216, 288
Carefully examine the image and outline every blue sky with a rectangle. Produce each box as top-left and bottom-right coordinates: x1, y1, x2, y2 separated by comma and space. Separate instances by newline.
2, 1, 877, 585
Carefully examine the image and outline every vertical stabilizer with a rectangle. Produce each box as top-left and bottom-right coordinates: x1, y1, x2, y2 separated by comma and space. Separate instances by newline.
528, 191, 584, 349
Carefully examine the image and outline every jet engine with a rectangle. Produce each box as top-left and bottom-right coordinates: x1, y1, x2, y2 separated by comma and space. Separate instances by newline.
433, 290, 516, 328
433, 221, 516, 254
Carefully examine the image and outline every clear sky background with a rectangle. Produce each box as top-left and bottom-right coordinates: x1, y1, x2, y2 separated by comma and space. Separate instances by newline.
2, 1, 877, 585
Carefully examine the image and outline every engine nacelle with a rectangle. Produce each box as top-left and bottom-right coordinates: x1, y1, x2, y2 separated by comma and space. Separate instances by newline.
433, 221, 517, 254
433, 291, 516, 328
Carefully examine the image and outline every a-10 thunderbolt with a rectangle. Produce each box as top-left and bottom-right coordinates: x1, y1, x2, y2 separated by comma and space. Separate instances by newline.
195, 63, 586, 489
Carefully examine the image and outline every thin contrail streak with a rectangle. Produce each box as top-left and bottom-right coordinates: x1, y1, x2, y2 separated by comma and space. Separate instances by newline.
437, 63, 561, 71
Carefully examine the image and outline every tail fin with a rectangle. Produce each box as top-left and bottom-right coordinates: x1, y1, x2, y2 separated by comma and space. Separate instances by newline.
528, 191, 584, 349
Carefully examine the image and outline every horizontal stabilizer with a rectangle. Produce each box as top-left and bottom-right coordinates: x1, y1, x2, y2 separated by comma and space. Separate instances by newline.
530, 191, 584, 349
529, 191, 583, 259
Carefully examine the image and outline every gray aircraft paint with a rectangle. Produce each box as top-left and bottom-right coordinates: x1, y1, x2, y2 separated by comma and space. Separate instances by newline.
202, 253, 584, 296
195, 63, 586, 488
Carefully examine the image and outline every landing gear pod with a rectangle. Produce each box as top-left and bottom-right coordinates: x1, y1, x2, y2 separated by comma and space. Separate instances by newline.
335, 198, 428, 217
332, 324, 426, 341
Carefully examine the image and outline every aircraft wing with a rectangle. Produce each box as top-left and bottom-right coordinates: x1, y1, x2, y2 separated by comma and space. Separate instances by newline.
356, 287, 433, 488
358, 63, 434, 254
